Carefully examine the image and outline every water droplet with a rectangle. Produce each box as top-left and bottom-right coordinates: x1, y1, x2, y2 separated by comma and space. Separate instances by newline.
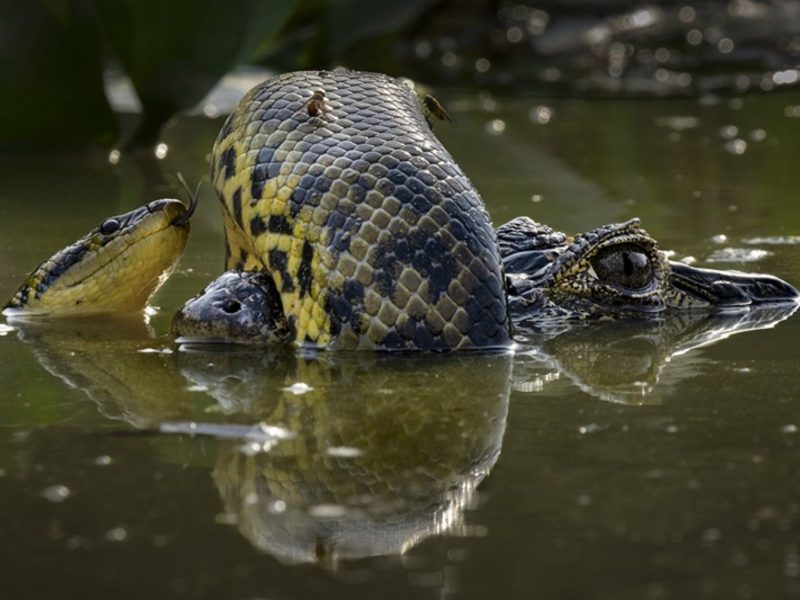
283, 382, 313, 395
309, 504, 347, 518
542, 67, 561, 82
485, 119, 506, 135
711, 234, 728, 244
214, 512, 238, 525
686, 29, 703, 45
441, 51, 458, 68
527, 10, 549, 35
106, 526, 128, 542
154, 143, 168, 160
475, 58, 490, 73
108, 149, 121, 165
718, 38, 734, 53
774, 70, 800, 86
506, 26, 523, 43
702, 528, 722, 544
94, 455, 112, 466
529, 105, 552, 124
678, 6, 696, 23
719, 125, 738, 139
723, 139, 747, 155
326, 446, 362, 458
414, 40, 432, 59
42, 485, 70, 503
743, 235, 800, 245
782, 424, 798, 434
530, 194, 543, 203
138, 347, 173, 355
707, 247, 771, 263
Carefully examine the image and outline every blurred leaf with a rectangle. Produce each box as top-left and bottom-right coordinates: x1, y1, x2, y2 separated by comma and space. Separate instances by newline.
0, 0, 118, 148
93, 0, 298, 146
327, 0, 442, 59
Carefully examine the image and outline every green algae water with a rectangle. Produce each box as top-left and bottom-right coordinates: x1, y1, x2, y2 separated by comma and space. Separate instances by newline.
2, 90, 800, 599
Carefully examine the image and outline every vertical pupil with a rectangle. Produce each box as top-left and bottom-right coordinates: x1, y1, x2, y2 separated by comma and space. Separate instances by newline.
591, 245, 653, 289
623, 252, 634, 276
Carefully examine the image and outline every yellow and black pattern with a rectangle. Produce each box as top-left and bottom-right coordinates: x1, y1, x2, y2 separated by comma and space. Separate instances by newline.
4, 200, 190, 316
211, 70, 510, 350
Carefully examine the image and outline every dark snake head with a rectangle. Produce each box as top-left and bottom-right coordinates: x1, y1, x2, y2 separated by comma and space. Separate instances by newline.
500, 217, 799, 330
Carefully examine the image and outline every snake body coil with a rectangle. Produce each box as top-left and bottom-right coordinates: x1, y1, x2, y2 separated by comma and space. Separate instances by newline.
211, 70, 510, 350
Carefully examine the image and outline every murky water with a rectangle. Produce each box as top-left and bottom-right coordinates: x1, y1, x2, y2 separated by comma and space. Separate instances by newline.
2, 90, 800, 599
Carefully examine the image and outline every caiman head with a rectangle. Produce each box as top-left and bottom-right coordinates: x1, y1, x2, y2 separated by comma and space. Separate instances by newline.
500, 217, 800, 330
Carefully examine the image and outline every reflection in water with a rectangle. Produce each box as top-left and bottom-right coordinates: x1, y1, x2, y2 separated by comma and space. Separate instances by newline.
511, 304, 799, 404
6, 303, 798, 566
9, 319, 511, 565
177, 350, 511, 565
10, 317, 196, 425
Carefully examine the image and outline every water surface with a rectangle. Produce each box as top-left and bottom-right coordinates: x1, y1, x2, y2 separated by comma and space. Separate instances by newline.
1, 90, 800, 599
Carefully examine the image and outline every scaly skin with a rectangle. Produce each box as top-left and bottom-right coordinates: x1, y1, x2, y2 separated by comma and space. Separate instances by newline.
4, 200, 191, 316
174, 215, 799, 344
6, 70, 798, 342
210, 70, 510, 350
498, 216, 800, 332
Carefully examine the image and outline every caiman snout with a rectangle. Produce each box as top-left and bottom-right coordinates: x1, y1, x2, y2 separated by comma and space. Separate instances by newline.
669, 262, 800, 307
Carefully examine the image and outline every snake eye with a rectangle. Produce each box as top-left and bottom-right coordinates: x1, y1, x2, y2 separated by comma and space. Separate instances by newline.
100, 218, 121, 235
591, 244, 653, 290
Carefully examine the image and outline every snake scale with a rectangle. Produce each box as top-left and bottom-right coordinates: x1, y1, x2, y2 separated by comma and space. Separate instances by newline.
210, 70, 511, 351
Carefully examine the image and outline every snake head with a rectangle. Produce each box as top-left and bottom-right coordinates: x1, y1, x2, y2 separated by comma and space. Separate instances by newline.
4, 199, 192, 317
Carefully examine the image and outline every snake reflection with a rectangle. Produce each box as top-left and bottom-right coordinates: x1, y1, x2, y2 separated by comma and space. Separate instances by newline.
9, 301, 796, 564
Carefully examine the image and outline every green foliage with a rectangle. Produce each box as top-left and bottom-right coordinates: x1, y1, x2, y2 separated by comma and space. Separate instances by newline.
0, 0, 440, 148
0, 0, 117, 147
325, 0, 440, 59
93, 0, 296, 145
262, 0, 442, 72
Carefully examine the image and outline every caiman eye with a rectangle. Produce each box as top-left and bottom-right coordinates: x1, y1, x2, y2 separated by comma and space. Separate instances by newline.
591, 244, 653, 290
100, 218, 121, 235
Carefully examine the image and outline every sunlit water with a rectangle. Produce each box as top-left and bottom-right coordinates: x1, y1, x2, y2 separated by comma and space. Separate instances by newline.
1, 90, 800, 599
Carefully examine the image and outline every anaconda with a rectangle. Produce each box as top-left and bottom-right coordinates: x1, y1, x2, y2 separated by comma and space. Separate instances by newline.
4, 70, 799, 348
